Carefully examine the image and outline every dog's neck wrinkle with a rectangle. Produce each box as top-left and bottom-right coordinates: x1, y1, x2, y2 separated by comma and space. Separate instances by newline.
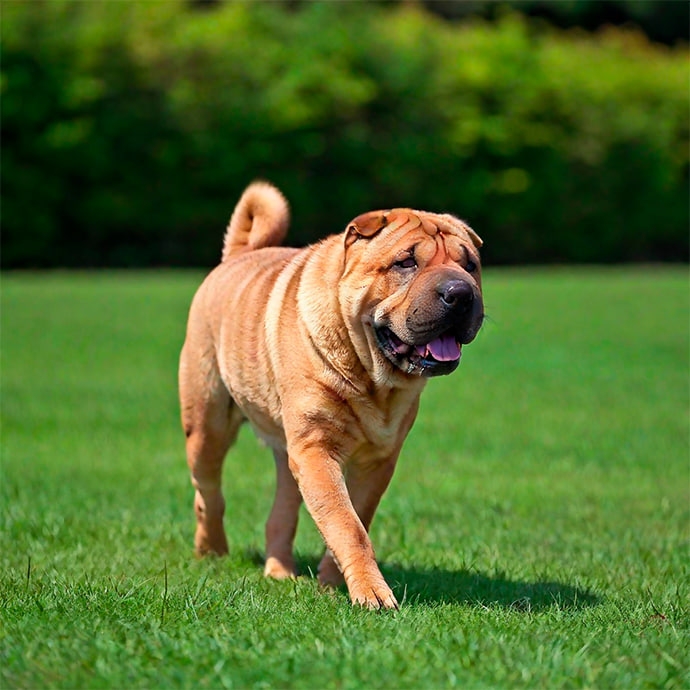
296, 239, 370, 389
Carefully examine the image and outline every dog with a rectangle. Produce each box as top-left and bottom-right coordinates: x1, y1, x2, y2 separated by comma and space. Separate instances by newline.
179, 182, 484, 609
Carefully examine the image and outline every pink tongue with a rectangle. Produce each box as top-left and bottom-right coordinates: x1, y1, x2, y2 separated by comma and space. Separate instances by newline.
424, 335, 461, 362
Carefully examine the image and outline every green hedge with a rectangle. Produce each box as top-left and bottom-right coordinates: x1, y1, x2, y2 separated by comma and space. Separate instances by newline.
2, 1, 688, 267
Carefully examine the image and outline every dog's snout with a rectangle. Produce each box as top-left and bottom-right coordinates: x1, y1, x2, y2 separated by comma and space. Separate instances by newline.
437, 279, 474, 309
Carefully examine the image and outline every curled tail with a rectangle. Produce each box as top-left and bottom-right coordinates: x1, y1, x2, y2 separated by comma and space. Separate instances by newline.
222, 181, 290, 261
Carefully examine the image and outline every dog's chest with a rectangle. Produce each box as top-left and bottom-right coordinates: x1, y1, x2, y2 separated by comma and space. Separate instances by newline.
348, 388, 421, 461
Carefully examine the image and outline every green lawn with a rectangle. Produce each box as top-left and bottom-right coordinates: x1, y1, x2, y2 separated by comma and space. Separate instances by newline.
1, 267, 688, 689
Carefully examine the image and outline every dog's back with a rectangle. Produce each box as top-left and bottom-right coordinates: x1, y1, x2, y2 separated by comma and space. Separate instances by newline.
181, 182, 302, 456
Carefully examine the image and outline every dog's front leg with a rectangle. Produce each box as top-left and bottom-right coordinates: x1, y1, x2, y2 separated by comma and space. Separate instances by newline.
287, 442, 398, 610
317, 456, 398, 588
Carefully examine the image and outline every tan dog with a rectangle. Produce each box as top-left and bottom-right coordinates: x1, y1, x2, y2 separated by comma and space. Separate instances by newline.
179, 182, 484, 609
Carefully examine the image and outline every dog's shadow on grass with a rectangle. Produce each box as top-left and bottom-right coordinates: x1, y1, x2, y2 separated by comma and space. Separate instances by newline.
379, 562, 600, 611
247, 550, 600, 611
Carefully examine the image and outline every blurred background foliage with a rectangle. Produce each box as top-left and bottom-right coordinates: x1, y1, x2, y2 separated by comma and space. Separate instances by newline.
1, 0, 688, 268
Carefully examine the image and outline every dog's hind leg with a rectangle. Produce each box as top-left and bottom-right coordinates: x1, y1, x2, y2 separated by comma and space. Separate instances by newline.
180, 341, 242, 557
264, 449, 302, 579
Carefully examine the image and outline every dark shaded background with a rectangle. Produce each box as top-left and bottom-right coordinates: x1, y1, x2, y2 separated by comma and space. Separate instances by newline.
2, 0, 688, 268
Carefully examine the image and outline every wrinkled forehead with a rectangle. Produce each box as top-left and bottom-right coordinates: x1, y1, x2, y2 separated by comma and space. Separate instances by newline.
380, 209, 479, 259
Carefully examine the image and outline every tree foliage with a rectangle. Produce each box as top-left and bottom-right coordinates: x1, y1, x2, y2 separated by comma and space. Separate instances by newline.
2, 1, 688, 267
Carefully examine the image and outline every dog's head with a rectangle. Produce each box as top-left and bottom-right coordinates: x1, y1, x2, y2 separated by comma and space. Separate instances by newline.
341, 209, 484, 380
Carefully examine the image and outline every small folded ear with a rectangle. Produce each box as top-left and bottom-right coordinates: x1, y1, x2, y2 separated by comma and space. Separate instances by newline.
466, 226, 483, 249
344, 211, 388, 249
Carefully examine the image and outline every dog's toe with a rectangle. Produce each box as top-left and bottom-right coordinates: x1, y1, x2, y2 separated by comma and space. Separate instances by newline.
351, 583, 399, 611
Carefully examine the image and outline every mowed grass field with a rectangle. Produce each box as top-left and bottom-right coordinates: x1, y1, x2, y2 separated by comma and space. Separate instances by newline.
1, 267, 688, 689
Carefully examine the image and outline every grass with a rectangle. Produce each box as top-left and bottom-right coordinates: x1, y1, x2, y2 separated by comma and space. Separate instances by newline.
1, 267, 688, 689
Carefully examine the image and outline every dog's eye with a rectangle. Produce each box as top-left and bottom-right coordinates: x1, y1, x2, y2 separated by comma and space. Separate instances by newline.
466, 260, 477, 273
394, 256, 417, 270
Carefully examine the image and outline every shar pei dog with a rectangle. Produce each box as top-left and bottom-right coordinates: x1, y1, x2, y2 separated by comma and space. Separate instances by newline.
179, 182, 484, 609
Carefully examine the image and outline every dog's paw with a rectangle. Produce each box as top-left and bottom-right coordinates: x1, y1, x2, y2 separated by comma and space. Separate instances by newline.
264, 555, 297, 580
194, 531, 229, 558
349, 581, 399, 610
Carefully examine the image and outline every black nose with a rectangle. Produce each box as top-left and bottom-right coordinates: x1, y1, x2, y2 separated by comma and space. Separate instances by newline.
437, 279, 474, 309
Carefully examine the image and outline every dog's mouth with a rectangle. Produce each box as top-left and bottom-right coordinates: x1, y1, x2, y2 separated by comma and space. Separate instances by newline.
374, 326, 461, 377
